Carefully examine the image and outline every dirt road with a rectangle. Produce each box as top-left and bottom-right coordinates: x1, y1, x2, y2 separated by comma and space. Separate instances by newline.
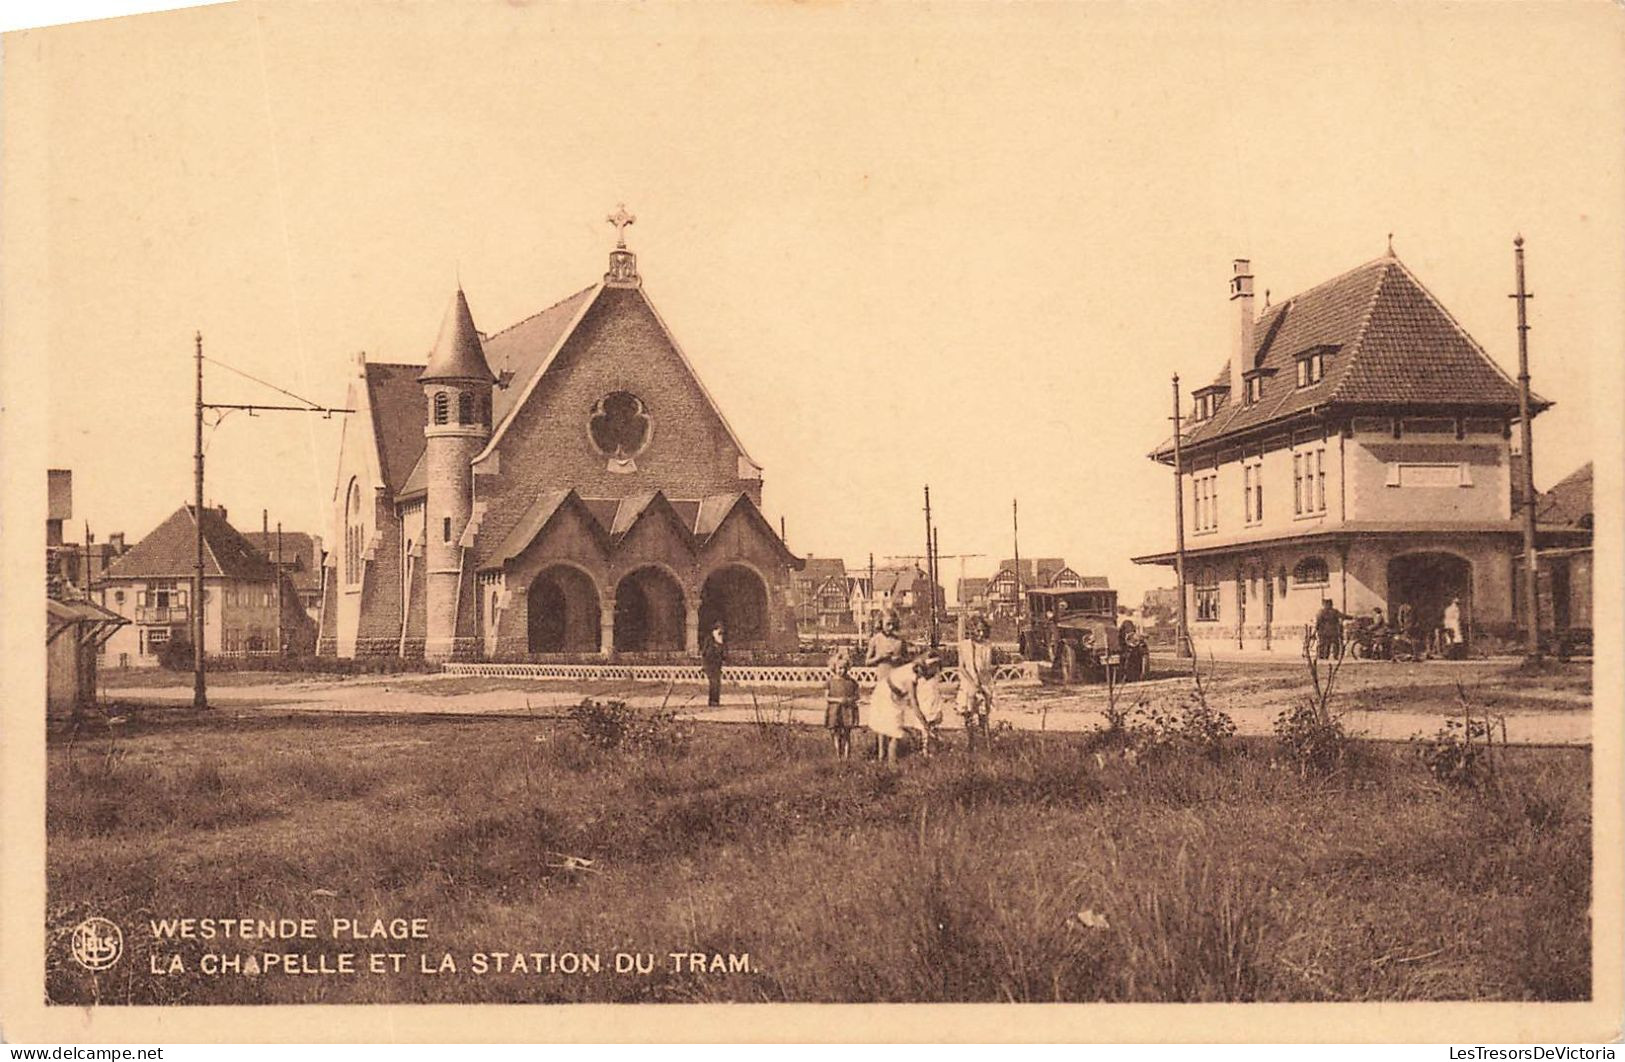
107, 665, 1592, 745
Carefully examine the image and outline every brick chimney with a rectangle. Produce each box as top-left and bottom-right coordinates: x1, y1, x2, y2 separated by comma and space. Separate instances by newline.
1230, 258, 1255, 400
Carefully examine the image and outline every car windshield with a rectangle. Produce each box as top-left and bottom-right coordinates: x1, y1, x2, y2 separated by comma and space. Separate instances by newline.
1030, 590, 1115, 615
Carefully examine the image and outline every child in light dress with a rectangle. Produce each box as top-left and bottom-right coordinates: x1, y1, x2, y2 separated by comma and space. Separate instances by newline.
825, 648, 860, 761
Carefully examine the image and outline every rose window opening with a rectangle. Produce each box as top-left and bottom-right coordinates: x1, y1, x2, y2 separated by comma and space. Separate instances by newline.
589, 391, 652, 471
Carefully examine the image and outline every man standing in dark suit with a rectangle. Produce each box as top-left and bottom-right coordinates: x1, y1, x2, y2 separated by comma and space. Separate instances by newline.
702, 621, 726, 707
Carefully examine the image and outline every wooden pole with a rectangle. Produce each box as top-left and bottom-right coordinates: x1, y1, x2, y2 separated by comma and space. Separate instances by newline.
923, 485, 938, 647
193, 331, 208, 709
1511, 236, 1542, 663
1172, 374, 1190, 658
1011, 498, 1023, 626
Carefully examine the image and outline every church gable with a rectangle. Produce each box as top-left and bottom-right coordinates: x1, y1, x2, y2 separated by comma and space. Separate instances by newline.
487, 286, 757, 490
474, 284, 765, 562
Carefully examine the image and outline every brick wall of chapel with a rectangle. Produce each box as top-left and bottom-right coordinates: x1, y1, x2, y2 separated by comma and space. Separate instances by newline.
474, 288, 764, 567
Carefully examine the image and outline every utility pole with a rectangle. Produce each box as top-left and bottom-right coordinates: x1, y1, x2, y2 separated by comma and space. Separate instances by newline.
931, 525, 942, 649
193, 332, 207, 709
192, 333, 353, 708
276, 521, 284, 655
922, 485, 938, 647
1011, 498, 1023, 626
868, 552, 875, 634
1172, 373, 1190, 657
1510, 235, 1541, 663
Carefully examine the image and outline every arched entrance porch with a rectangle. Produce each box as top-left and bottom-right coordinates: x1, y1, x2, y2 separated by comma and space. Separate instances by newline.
1387, 552, 1473, 648
527, 565, 602, 653
698, 565, 770, 649
613, 566, 686, 652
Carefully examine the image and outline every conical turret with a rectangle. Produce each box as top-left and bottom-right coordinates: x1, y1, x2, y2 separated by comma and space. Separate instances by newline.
420, 288, 495, 383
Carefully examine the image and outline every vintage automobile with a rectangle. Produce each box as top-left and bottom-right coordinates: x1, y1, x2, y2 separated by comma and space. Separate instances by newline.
1016, 587, 1149, 683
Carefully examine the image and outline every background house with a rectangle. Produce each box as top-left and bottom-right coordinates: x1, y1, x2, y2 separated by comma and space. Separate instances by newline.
985, 558, 1099, 616
1521, 461, 1593, 650
98, 505, 308, 667
45, 470, 130, 597
244, 530, 325, 625
791, 557, 852, 633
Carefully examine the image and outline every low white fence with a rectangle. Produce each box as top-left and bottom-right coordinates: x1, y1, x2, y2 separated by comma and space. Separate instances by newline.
439, 660, 1042, 688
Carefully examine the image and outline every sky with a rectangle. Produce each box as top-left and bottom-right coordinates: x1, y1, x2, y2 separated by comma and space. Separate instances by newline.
10, 0, 1623, 605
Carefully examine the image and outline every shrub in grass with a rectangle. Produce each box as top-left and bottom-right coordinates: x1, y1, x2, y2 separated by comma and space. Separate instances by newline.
568, 697, 690, 755
1273, 702, 1350, 777
1129, 692, 1235, 762
1413, 717, 1496, 788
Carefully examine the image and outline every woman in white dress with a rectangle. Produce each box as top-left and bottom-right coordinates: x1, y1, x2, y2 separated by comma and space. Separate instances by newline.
865, 611, 909, 763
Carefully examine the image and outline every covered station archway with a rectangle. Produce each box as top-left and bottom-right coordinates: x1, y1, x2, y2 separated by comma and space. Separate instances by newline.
1387, 551, 1472, 646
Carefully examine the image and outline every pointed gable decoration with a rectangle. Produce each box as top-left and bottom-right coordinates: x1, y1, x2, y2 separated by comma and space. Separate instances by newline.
695, 492, 804, 568
480, 490, 610, 570
420, 288, 496, 383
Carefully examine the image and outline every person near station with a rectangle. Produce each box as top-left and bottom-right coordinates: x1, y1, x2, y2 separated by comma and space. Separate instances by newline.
1442, 597, 1464, 653
1314, 598, 1347, 659
1368, 606, 1391, 659
864, 610, 910, 762
701, 620, 726, 707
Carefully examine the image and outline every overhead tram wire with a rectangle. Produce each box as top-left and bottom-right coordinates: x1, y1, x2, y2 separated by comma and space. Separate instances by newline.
202, 354, 343, 415
190, 334, 354, 710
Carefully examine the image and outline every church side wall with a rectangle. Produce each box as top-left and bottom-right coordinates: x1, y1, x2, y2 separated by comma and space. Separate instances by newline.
353, 491, 406, 656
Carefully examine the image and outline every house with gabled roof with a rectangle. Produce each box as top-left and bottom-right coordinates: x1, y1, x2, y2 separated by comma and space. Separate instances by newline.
319, 217, 802, 660
791, 557, 852, 632
244, 530, 324, 622
1133, 252, 1545, 653
97, 505, 293, 667
1524, 461, 1593, 649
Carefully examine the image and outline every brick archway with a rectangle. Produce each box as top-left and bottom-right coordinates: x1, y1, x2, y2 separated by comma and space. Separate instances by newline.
527, 565, 602, 653
613, 566, 686, 651
699, 564, 770, 649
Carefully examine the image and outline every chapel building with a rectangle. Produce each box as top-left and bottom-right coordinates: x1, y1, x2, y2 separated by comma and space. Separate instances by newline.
318, 219, 801, 661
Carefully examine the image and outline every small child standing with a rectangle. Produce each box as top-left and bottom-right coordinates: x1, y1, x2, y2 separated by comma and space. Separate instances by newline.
825, 648, 860, 761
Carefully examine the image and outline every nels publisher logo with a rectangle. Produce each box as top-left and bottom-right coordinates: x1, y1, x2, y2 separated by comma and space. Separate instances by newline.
70, 917, 123, 971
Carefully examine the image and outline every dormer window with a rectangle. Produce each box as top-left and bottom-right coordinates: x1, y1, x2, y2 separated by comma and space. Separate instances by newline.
1192, 386, 1225, 422
1241, 368, 1276, 407
1296, 351, 1325, 388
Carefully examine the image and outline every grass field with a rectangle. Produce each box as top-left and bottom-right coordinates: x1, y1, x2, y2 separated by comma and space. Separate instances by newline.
45, 696, 1590, 1006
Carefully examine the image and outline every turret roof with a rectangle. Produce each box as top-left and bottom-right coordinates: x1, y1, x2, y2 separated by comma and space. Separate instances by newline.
419, 288, 496, 383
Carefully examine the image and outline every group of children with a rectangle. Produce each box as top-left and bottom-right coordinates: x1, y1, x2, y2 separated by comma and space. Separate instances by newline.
823, 610, 998, 763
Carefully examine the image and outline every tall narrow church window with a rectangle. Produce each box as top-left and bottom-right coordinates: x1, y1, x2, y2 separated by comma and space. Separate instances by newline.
345, 480, 363, 586
458, 392, 474, 425
443, 517, 452, 543
480, 394, 490, 426
433, 392, 449, 425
